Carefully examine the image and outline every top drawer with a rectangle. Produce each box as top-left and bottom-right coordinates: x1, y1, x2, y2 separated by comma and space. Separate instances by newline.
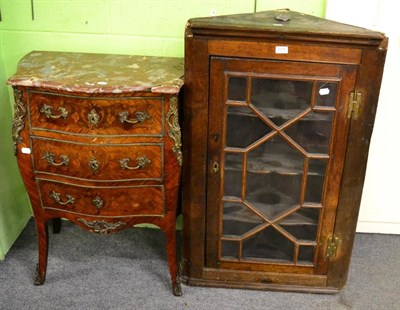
28, 91, 164, 137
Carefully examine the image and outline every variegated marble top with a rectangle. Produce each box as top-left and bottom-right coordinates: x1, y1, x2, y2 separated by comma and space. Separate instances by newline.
7, 51, 184, 94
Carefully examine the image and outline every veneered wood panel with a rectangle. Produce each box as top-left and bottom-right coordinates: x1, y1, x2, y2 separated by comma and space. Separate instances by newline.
205, 58, 225, 268
181, 36, 210, 279
38, 179, 165, 217
202, 267, 327, 287
314, 64, 358, 275
222, 57, 341, 77
218, 260, 314, 275
29, 91, 163, 137
32, 137, 163, 181
327, 43, 388, 288
209, 40, 362, 64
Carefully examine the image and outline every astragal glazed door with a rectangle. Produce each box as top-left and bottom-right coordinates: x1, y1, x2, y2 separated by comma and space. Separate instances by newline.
206, 57, 357, 275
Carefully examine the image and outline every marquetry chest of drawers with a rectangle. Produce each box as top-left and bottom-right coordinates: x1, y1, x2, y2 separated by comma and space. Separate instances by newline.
7, 51, 184, 295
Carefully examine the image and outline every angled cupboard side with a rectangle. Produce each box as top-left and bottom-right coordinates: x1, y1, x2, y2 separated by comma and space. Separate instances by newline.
181, 10, 387, 292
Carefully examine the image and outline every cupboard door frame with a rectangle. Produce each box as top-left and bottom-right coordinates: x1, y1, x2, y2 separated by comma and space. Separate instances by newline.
206, 56, 358, 275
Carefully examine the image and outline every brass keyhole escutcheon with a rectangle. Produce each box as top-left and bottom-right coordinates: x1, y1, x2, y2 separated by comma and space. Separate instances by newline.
212, 161, 219, 173
89, 156, 100, 174
88, 109, 100, 126
212, 132, 220, 142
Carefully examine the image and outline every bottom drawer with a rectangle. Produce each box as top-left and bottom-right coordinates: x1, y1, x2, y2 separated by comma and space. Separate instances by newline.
38, 179, 164, 217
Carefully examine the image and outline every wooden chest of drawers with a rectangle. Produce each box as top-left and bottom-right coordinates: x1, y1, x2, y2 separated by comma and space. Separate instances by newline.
7, 51, 184, 295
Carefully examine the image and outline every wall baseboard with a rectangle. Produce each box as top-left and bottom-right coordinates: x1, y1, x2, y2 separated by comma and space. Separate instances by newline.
356, 221, 400, 235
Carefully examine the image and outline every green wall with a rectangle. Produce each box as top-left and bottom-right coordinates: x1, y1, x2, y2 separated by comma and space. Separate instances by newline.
0, 23, 32, 260
0, 0, 325, 259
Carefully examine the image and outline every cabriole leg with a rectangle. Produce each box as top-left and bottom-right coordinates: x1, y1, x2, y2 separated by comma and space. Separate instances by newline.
34, 219, 48, 285
164, 224, 182, 296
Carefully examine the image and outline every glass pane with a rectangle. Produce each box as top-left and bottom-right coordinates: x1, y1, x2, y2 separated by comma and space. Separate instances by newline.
221, 240, 239, 259
222, 202, 263, 237
228, 77, 247, 101
247, 135, 304, 174
251, 78, 312, 126
279, 208, 320, 226
246, 136, 304, 220
224, 153, 242, 198
316, 82, 337, 107
242, 227, 294, 261
305, 159, 327, 204
226, 105, 272, 148
220, 76, 332, 266
277, 208, 319, 241
281, 224, 318, 241
298, 245, 315, 263
246, 172, 301, 220
284, 111, 333, 154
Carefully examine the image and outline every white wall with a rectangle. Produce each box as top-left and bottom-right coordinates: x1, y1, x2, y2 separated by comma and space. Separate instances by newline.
326, 0, 400, 234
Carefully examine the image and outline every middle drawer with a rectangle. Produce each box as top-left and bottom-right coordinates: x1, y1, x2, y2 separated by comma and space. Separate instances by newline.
32, 137, 163, 182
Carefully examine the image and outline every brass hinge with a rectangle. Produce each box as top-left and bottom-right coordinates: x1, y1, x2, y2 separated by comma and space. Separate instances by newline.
326, 236, 340, 259
347, 90, 362, 120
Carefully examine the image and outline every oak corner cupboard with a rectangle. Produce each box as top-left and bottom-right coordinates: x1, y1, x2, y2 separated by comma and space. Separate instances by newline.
181, 9, 387, 292
7, 51, 184, 296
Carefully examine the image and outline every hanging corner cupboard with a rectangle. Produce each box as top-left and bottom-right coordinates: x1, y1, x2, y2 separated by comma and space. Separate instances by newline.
181, 9, 387, 293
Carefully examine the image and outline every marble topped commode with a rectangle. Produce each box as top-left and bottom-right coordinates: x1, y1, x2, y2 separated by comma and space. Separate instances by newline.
7, 51, 184, 296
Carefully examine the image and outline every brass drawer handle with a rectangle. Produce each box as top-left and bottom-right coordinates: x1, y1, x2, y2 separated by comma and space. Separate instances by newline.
40, 104, 69, 119
118, 111, 150, 124
42, 152, 69, 167
119, 156, 151, 170
50, 191, 75, 205
92, 196, 104, 210
89, 156, 100, 173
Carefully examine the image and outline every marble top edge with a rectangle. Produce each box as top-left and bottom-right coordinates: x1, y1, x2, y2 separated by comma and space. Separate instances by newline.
7, 51, 184, 95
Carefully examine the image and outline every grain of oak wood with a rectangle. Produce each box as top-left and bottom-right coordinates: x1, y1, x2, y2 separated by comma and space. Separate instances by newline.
182, 9, 387, 292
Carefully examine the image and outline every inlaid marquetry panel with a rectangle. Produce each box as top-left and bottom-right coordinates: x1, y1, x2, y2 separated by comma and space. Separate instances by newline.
38, 179, 165, 217
29, 91, 164, 137
32, 137, 163, 182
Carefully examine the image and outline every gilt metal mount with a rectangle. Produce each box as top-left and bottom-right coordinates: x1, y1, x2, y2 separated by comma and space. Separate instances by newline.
77, 219, 126, 234
11, 87, 27, 155
166, 96, 183, 166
